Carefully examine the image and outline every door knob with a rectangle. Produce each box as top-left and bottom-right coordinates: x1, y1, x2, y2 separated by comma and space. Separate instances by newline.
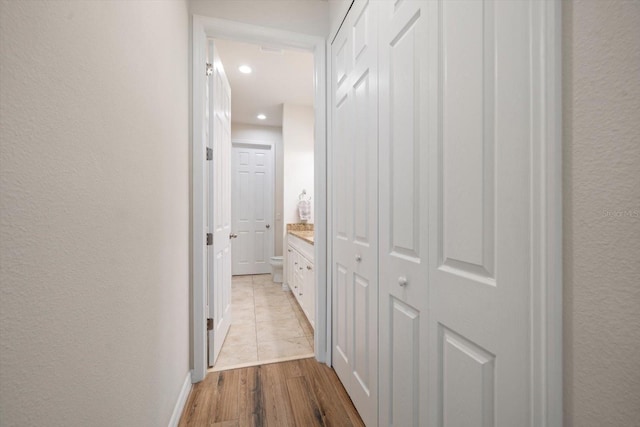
398, 276, 408, 287
355, 254, 362, 262
266, 224, 271, 229
229, 233, 238, 239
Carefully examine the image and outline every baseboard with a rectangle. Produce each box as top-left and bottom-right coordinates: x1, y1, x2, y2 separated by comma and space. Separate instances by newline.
168, 371, 193, 427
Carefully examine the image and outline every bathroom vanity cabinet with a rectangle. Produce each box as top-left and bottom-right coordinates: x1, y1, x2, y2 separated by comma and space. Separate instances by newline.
286, 234, 315, 329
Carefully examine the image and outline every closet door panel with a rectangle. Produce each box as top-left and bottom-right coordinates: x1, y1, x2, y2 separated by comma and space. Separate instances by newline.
429, 1, 539, 425
331, 1, 378, 426
390, 297, 421, 427
389, 9, 422, 260
441, 327, 495, 427
334, 263, 351, 367
353, 273, 371, 390
379, 1, 430, 426
332, 18, 354, 386
440, 0, 495, 278
334, 93, 352, 243
353, 72, 372, 245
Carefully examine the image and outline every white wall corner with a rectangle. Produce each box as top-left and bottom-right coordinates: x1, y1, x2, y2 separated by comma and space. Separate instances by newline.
168, 371, 193, 427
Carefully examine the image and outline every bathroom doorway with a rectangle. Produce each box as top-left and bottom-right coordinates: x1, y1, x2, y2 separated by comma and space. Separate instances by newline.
208, 37, 317, 371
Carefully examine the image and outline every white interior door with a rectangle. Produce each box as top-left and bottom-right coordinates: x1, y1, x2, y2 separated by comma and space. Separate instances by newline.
207, 40, 232, 367
377, 1, 429, 425
231, 143, 274, 276
377, 0, 555, 425
331, 1, 379, 425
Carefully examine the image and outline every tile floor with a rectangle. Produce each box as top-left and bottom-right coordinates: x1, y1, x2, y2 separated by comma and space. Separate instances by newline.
211, 274, 314, 371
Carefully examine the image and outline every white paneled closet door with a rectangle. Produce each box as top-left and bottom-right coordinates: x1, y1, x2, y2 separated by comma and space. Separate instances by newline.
331, 0, 378, 425
378, 1, 557, 426
378, 0, 429, 425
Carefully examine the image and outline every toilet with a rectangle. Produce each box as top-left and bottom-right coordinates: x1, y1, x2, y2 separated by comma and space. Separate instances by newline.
269, 256, 283, 284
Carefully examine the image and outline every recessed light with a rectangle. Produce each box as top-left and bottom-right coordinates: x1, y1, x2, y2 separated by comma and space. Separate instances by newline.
238, 65, 252, 74
257, 114, 266, 120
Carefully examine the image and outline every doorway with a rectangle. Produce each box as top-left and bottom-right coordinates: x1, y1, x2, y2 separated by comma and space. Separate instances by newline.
191, 16, 328, 382
211, 38, 316, 371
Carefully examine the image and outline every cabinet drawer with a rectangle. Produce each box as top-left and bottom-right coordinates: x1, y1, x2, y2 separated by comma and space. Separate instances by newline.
288, 234, 314, 261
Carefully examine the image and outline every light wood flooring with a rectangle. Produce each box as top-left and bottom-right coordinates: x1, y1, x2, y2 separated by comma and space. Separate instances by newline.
213, 275, 314, 371
179, 358, 364, 427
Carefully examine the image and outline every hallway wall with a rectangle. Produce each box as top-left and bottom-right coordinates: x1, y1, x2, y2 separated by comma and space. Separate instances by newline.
0, 1, 190, 426
282, 104, 315, 226
563, 1, 640, 425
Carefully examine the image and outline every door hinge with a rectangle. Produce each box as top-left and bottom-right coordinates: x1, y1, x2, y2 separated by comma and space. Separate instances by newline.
207, 318, 213, 331
206, 233, 213, 246
206, 63, 213, 76
206, 147, 213, 161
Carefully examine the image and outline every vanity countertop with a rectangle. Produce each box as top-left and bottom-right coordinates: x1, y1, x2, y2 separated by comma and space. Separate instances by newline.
289, 230, 314, 245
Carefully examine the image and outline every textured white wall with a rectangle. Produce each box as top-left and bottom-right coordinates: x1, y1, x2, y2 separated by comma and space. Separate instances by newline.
0, 1, 190, 426
563, 1, 640, 425
189, 0, 329, 37
283, 104, 315, 228
231, 123, 284, 256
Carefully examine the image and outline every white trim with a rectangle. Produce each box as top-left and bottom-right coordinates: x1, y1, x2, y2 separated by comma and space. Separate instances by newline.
168, 371, 193, 427
191, 15, 329, 382
192, 15, 208, 383
313, 32, 330, 365
232, 139, 274, 148
324, 36, 333, 368
209, 353, 315, 373
531, 1, 563, 425
543, 1, 563, 424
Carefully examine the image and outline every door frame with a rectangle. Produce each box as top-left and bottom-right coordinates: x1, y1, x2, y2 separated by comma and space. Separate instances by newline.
191, 15, 328, 383
231, 140, 275, 276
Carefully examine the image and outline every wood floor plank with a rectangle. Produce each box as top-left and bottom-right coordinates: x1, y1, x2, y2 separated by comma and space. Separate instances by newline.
323, 364, 365, 427
214, 370, 240, 423
180, 358, 363, 427
300, 358, 362, 427
179, 371, 220, 427
280, 357, 304, 379
286, 375, 325, 426
261, 362, 296, 426
238, 366, 265, 427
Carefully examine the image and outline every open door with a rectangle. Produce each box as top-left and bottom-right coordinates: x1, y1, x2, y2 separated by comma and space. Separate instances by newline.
206, 40, 232, 367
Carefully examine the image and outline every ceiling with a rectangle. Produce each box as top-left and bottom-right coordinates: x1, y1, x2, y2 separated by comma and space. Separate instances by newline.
214, 38, 314, 127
